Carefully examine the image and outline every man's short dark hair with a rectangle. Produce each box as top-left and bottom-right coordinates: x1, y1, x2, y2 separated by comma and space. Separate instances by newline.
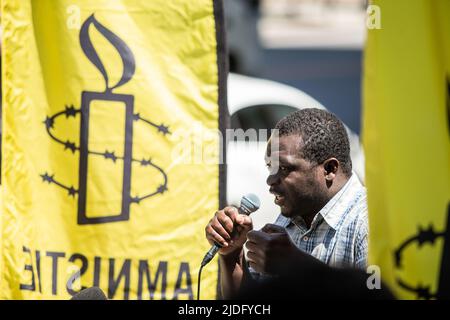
275, 108, 352, 176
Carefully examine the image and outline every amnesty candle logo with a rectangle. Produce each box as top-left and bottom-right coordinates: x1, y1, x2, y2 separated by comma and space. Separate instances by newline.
40, 15, 170, 225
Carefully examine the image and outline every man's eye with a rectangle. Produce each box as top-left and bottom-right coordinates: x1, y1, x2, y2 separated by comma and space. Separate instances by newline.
280, 166, 292, 173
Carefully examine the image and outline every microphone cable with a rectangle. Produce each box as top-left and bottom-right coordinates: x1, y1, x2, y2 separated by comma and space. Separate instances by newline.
197, 263, 204, 300
197, 243, 220, 300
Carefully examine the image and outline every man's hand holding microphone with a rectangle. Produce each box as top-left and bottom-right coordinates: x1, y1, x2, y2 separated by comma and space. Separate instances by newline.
200, 194, 259, 299
205, 206, 253, 257
202, 194, 259, 266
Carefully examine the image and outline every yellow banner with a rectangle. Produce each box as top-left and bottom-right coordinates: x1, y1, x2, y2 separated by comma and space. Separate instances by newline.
363, 0, 450, 299
1, 0, 227, 299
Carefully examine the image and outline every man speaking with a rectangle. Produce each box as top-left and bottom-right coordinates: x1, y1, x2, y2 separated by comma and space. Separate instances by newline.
205, 108, 368, 298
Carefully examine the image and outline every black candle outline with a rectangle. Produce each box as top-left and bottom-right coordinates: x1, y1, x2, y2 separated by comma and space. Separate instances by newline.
41, 14, 170, 225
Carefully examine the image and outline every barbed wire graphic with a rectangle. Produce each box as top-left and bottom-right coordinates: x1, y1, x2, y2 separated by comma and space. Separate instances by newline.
396, 278, 435, 300
394, 224, 446, 299
41, 104, 170, 204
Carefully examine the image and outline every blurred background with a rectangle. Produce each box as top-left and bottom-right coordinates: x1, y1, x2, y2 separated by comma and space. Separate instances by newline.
226, 0, 367, 134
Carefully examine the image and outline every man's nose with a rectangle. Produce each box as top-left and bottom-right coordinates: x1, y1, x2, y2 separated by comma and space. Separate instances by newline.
266, 171, 279, 186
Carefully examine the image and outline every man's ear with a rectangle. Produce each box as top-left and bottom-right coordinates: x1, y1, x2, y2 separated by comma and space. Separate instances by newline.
323, 158, 339, 181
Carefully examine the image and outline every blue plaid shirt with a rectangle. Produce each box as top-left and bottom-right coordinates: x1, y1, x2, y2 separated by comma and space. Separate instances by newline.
273, 173, 368, 269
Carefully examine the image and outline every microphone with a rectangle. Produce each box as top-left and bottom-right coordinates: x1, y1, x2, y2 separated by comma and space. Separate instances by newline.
201, 193, 260, 267
70, 287, 108, 300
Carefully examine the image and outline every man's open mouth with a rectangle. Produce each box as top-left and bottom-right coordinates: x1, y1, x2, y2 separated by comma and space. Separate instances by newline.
273, 193, 285, 206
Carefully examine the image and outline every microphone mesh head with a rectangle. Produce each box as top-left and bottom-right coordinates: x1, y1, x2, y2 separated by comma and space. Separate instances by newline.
240, 193, 260, 215
70, 287, 108, 300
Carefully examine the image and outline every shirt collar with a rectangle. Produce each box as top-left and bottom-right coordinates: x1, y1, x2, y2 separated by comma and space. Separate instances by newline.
318, 173, 361, 230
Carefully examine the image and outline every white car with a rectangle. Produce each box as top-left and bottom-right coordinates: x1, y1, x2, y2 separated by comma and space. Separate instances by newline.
227, 73, 365, 229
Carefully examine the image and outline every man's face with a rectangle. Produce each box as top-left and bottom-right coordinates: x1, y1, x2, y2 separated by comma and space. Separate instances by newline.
265, 134, 323, 218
